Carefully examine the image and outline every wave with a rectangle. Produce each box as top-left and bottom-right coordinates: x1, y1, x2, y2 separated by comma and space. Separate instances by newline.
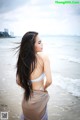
58, 55, 80, 64
53, 73, 80, 97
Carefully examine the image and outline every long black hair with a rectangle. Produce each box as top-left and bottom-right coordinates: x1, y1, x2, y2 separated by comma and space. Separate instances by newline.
15, 31, 38, 101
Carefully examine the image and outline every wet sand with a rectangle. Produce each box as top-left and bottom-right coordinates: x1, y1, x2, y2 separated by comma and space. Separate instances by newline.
48, 85, 80, 120
0, 76, 80, 120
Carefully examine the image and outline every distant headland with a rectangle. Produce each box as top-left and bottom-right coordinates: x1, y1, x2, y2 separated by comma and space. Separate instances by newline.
0, 29, 15, 38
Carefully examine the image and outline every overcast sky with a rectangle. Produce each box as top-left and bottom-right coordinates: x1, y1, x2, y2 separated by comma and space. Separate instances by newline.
0, 0, 80, 36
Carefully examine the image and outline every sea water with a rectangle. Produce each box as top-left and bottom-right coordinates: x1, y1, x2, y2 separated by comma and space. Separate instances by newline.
42, 35, 80, 97
0, 36, 80, 97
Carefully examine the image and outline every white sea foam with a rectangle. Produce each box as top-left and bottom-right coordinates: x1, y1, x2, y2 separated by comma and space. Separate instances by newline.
53, 73, 80, 97
58, 55, 80, 64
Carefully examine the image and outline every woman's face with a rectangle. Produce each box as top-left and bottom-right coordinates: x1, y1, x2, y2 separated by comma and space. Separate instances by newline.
34, 35, 43, 52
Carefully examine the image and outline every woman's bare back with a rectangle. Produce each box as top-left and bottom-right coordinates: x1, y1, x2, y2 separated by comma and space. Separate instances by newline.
16, 53, 52, 91
30, 53, 45, 90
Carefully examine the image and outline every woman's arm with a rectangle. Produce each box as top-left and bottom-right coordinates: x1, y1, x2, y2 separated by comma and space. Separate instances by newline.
43, 55, 52, 90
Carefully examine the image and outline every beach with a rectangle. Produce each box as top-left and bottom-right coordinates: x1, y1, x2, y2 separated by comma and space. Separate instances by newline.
48, 85, 80, 120
0, 36, 80, 120
0, 81, 80, 120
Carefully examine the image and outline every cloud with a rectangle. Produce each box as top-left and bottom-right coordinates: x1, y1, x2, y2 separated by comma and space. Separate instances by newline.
0, 0, 52, 13
0, 0, 29, 13
0, 0, 80, 35
72, 5, 80, 15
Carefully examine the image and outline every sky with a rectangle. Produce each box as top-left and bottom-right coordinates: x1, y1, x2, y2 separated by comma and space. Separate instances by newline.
0, 0, 80, 36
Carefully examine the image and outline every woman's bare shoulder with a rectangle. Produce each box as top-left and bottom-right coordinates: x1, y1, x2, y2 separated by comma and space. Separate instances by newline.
37, 52, 49, 61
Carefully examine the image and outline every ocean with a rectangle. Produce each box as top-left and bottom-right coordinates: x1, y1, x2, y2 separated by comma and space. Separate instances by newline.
0, 36, 80, 98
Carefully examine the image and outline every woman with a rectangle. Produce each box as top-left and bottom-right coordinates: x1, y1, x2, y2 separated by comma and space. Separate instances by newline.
16, 31, 52, 120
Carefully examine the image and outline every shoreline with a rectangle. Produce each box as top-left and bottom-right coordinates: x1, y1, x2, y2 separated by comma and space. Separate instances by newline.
0, 84, 80, 120
0, 37, 16, 39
